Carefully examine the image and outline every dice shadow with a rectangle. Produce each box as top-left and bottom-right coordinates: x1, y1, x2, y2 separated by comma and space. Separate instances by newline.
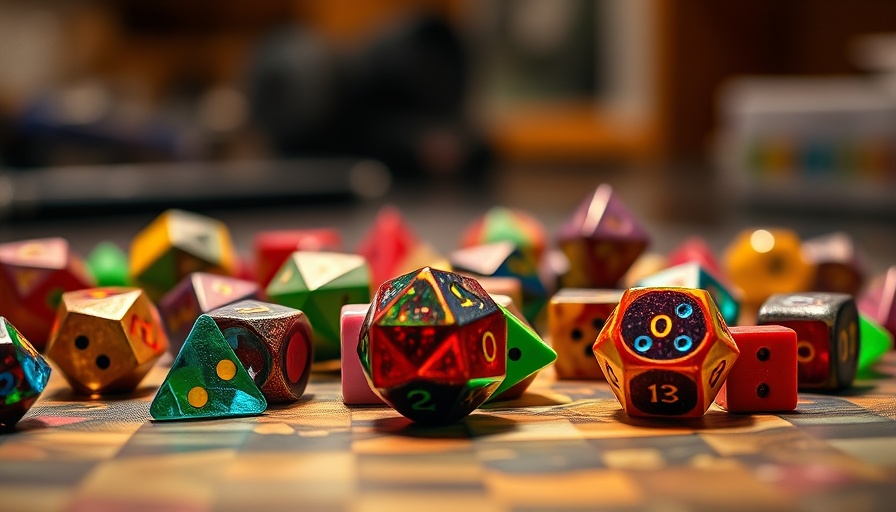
371, 413, 518, 439
612, 408, 757, 430
45, 385, 158, 401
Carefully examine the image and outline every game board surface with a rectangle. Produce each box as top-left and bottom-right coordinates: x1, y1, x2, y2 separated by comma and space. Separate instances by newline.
3, 351, 896, 512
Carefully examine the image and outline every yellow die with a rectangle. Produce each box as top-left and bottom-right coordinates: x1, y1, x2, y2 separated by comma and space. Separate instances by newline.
548, 289, 623, 379
724, 228, 814, 310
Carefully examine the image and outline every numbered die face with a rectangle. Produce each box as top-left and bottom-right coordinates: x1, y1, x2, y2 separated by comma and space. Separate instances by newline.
47, 288, 167, 395
620, 290, 707, 361
759, 293, 859, 391
593, 287, 739, 418
359, 268, 507, 424
207, 301, 313, 403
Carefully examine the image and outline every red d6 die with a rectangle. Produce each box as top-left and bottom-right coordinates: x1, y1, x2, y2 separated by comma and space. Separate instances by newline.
593, 287, 740, 418
716, 326, 798, 413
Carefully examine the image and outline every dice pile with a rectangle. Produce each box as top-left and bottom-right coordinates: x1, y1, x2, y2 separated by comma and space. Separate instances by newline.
0, 182, 892, 427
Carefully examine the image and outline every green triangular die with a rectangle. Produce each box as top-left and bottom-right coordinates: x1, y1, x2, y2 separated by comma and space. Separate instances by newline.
487, 304, 557, 402
266, 256, 307, 298
150, 315, 267, 421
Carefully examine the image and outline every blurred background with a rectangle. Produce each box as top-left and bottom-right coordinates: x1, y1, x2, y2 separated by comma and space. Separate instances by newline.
1, 0, 895, 266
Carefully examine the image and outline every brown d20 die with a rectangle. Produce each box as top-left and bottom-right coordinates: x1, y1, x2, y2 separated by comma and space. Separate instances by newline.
0, 238, 95, 351
47, 288, 168, 394
206, 300, 313, 403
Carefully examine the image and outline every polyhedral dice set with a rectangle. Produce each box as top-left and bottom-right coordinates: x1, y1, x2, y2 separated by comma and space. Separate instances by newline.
0, 186, 893, 429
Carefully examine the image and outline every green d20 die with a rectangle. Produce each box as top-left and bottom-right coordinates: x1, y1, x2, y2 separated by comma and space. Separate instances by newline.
858, 314, 893, 376
266, 252, 370, 361
150, 315, 266, 420
486, 304, 557, 403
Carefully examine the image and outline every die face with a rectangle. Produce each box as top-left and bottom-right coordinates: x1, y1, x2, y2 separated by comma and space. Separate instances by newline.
359, 268, 507, 423
667, 237, 723, 278
557, 185, 650, 288
758, 293, 858, 391
47, 288, 166, 394
207, 300, 313, 403
593, 287, 739, 418
802, 232, 864, 296
0, 238, 95, 350
130, 210, 237, 300
549, 289, 623, 379
858, 266, 896, 335
340, 304, 384, 405
487, 304, 556, 402
266, 251, 371, 361
636, 263, 740, 326
150, 315, 266, 420
724, 229, 813, 307
716, 326, 798, 412
253, 229, 343, 286
356, 207, 420, 287
858, 315, 893, 374
0, 318, 52, 423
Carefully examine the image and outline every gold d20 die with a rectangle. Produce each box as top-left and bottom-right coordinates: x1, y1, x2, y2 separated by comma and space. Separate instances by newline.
47, 287, 168, 394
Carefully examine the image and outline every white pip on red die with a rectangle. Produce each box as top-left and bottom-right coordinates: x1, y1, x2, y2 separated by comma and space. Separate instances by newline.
716, 325, 798, 413
340, 304, 385, 406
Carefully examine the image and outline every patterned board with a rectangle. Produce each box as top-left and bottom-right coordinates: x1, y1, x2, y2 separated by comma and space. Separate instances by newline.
3, 353, 896, 512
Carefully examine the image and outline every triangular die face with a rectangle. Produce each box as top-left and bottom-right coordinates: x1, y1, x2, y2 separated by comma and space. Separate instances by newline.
488, 305, 556, 401
168, 211, 224, 264
265, 257, 307, 297
368, 328, 424, 389
150, 315, 266, 420
593, 190, 648, 241
437, 273, 497, 326
451, 242, 516, 276
373, 270, 417, 312
376, 270, 453, 326
3, 267, 52, 298
0, 318, 51, 396
322, 264, 370, 293
194, 273, 259, 312
295, 252, 366, 292
637, 263, 700, 288
137, 249, 178, 293
558, 185, 648, 243
68, 289, 142, 321
418, 334, 466, 381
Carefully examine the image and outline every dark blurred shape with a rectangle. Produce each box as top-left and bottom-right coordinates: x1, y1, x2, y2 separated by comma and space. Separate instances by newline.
247, 14, 492, 181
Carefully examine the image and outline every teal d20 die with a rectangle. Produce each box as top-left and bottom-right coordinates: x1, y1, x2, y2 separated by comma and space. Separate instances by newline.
0, 317, 52, 430
266, 251, 371, 361
150, 315, 266, 421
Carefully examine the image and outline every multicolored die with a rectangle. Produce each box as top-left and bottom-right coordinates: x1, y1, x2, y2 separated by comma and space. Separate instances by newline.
758, 293, 860, 391
359, 268, 507, 424
47, 288, 168, 395
593, 287, 740, 418
206, 300, 313, 403
0, 238, 95, 351
129, 209, 238, 300
636, 262, 741, 326
460, 206, 547, 265
0, 318, 52, 430
549, 289, 623, 380
557, 184, 650, 289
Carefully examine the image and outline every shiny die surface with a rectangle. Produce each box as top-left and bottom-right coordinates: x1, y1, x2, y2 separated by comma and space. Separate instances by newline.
549, 289, 623, 380
253, 229, 343, 287
716, 326, 798, 413
0, 318, 52, 430
593, 287, 740, 418
129, 209, 238, 300
359, 268, 507, 424
637, 262, 740, 326
206, 300, 313, 403
0, 238, 95, 351
159, 273, 261, 356
47, 288, 168, 394
758, 293, 860, 391
266, 251, 371, 361
724, 228, 813, 308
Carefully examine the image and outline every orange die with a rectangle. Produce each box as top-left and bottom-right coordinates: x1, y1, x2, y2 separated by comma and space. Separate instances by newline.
593, 287, 739, 418
47, 288, 168, 394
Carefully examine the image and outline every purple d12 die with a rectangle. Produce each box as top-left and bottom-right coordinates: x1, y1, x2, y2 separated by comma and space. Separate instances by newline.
159, 272, 260, 356
557, 184, 650, 289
